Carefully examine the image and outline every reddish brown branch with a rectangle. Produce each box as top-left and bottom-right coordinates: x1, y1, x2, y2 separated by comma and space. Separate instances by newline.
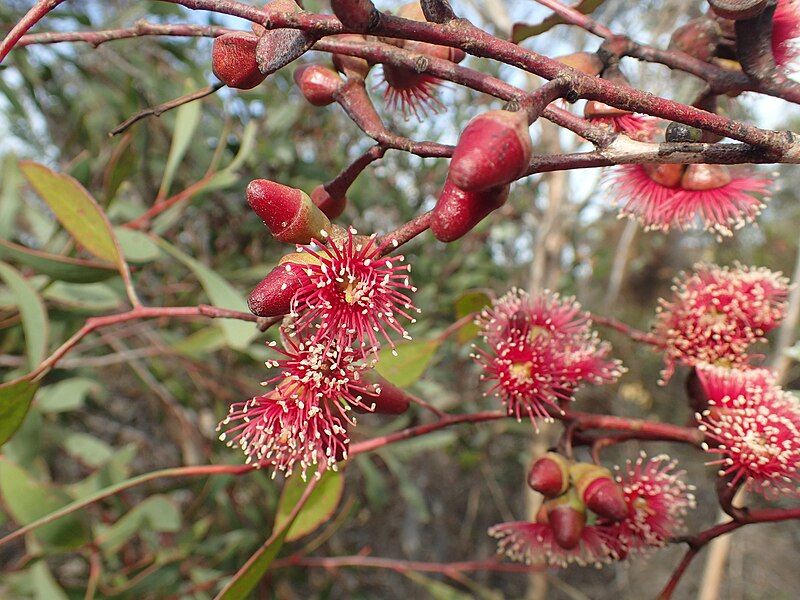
0, 0, 67, 64
272, 553, 543, 574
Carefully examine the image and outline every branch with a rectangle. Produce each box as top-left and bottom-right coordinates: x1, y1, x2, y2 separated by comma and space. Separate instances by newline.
0, 0, 67, 64
272, 553, 543, 574
110, 83, 224, 136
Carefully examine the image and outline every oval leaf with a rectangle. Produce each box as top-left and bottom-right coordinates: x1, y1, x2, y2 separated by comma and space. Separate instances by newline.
454, 289, 491, 344
0, 261, 48, 370
275, 470, 344, 542
20, 161, 122, 266
375, 339, 441, 388
0, 458, 89, 549
155, 238, 255, 350
0, 238, 117, 283
0, 378, 40, 447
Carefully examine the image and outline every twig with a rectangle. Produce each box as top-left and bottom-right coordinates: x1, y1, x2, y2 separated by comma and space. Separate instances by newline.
0, 0, 67, 64
110, 83, 224, 136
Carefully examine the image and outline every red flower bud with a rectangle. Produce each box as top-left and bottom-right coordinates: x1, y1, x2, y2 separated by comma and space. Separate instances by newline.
356, 377, 412, 415
255, 0, 316, 76
680, 164, 732, 191
708, 0, 767, 20
246, 179, 331, 244
331, 0, 378, 32
331, 34, 372, 78
294, 64, 342, 106
310, 184, 348, 219
584, 100, 631, 118
555, 51, 604, 75
527, 452, 571, 498
448, 110, 532, 192
668, 16, 721, 63
248, 262, 305, 316
570, 463, 629, 522
546, 489, 586, 550
431, 179, 509, 242
643, 163, 685, 188
211, 32, 266, 90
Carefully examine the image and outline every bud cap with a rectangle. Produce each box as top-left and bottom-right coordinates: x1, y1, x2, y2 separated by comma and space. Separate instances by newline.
247, 179, 331, 244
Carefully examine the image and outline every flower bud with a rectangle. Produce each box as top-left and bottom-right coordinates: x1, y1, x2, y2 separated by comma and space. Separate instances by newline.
668, 17, 721, 63
570, 463, 629, 521
642, 163, 685, 188
331, 0, 378, 32
248, 262, 305, 316
448, 110, 532, 192
681, 164, 732, 191
294, 64, 342, 106
708, 0, 767, 20
584, 100, 631, 119
247, 179, 331, 244
212, 32, 266, 90
356, 377, 412, 414
331, 34, 372, 78
546, 489, 586, 550
431, 179, 509, 242
256, 0, 316, 76
555, 51, 604, 76
310, 184, 348, 219
527, 452, 571, 498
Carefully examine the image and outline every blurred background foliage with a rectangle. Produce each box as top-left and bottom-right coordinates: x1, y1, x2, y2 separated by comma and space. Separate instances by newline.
1, 0, 799, 598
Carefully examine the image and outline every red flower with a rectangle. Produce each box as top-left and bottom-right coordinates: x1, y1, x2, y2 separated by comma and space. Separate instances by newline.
696, 365, 800, 497
607, 453, 696, 552
607, 164, 772, 237
654, 263, 789, 381
489, 521, 620, 568
218, 338, 373, 479
379, 66, 446, 121
475, 290, 623, 425
217, 387, 349, 480
289, 227, 418, 355
587, 113, 657, 140
773, 0, 800, 68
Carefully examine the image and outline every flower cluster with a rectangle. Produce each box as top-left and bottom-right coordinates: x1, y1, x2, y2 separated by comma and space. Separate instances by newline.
696, 363, 800, 497
490, 453, 695, 567
654, 263, 789, 381
220, 210, 419, 478
474, 289, 624, 426
607, 163, 772, 238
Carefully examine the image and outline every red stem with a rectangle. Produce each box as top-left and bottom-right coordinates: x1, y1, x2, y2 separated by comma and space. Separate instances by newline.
0, 0, 67, 64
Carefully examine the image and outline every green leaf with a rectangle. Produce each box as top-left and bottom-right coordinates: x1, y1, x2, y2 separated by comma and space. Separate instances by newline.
155, 238, 255, 350
0, 378, 40, 447
0, 262, 49, 370
158, 83, 202, 199
0, 238, 117, 283
63, 433, 114, 468
216, 528, 290, 600
454, 289, 491, 344
274, 470, 344, 542
20, 161, 123, 267
404, 571, 474, 600
375, 339, 440, 388
29, 561, 69, 600
0, 458, 88, 549
96, 495, 181, 555
38, 377, 100, 413
43, 281, 122, 313
171, 326, 226, 358
113, 227, 162, 264
511, 0, 607, 41
0, 153, 23, 239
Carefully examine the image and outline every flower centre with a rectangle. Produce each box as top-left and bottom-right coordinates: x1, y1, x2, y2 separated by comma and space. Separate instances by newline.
509, 361, 534, 382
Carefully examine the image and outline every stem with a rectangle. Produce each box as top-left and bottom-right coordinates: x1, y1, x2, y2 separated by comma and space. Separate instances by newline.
0, 0, 67, 64
0, 464, 254, 549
